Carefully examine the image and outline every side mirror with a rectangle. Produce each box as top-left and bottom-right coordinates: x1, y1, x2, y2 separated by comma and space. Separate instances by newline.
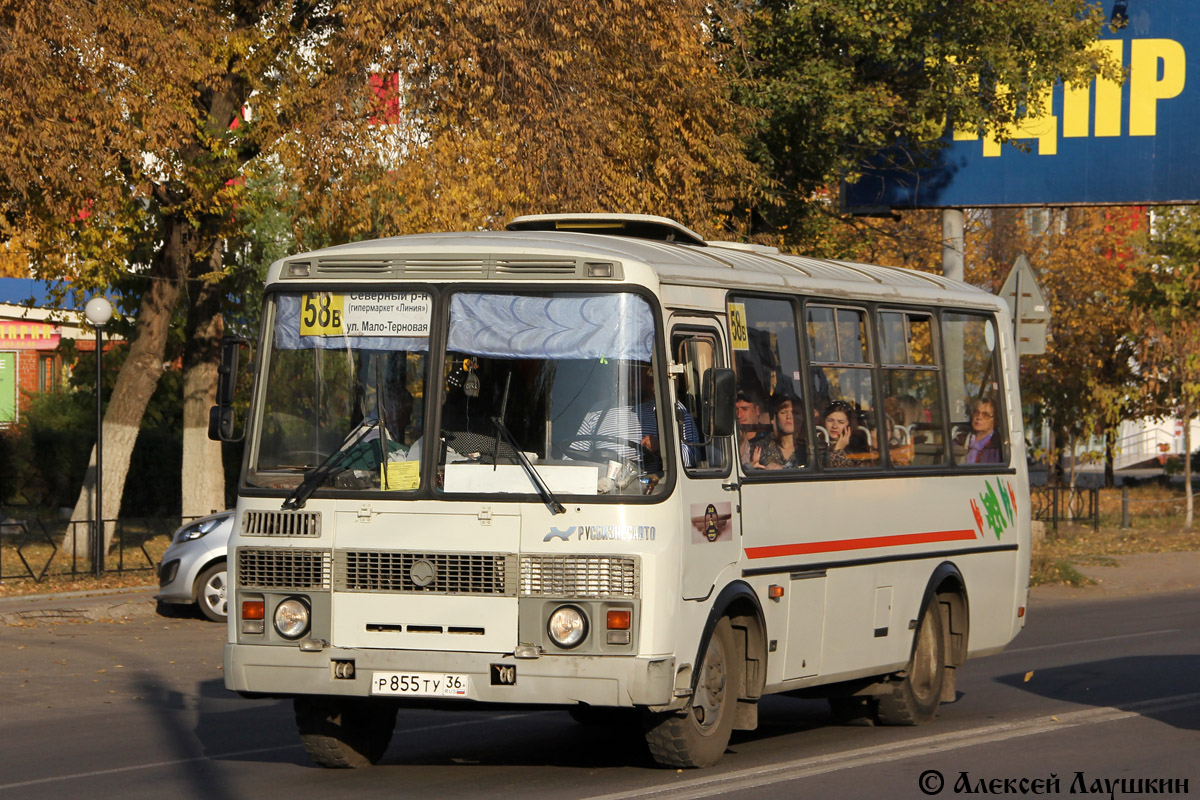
209, 336, 249, 442
217, 336, 245, 405
208, 404, 237, 441
702, 368, 736, 438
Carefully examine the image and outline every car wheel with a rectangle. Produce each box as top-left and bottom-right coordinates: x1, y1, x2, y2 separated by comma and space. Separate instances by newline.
195, 562, 228, 622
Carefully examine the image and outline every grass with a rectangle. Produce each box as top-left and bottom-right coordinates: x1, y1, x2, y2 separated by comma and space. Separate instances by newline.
1030, 483, 1200, 586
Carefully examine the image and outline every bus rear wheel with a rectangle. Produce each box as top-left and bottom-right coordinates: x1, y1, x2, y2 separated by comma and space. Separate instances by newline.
643, 617, 740, 768
877, 600, 946, 725
294, 696, 397, 768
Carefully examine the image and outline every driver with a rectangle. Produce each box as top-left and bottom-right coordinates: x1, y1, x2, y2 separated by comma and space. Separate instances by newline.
568, 363, 699, 472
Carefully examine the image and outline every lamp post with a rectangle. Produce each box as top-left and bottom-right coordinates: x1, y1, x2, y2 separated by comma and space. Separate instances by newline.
84, 296, 112, 577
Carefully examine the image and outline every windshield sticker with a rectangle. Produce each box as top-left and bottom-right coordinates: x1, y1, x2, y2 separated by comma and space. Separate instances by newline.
300, 292, 431, 338
691, 502, 732, 543
382, 461, 420, 491
542, 525, 656, 543
727, 303, 749, 351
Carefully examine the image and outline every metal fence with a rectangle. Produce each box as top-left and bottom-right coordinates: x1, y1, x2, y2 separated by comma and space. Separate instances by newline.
0, 516, 187, 584
1030, 485, 1100, 532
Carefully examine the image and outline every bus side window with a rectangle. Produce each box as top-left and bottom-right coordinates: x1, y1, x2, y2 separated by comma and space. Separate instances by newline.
806, 304, 877, 469
880, 311, 945, 467
942, 312, 1007, 467
674, 332, 728, 472
729, 296, 808, 472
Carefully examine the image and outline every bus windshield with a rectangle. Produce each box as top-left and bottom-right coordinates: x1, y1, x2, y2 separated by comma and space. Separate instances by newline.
248, 289, 672, 498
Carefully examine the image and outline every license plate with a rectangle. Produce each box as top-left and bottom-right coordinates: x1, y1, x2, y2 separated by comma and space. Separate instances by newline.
370, 671, 470, 697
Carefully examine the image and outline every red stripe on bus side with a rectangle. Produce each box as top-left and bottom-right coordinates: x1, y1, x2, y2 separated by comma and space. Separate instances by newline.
744, 529, 979, 560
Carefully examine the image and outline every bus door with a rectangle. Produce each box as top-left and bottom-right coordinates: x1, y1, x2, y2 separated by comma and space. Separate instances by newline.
669, 322, 741, 600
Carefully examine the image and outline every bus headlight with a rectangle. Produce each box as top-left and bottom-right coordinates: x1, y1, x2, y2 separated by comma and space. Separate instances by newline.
274, 597, 310, 640
547, 605, 588, 649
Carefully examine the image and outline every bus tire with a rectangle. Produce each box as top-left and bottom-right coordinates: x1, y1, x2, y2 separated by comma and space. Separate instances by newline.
877, 600, 946, 726
643, 617, 740, 768
294, 696, 397, 768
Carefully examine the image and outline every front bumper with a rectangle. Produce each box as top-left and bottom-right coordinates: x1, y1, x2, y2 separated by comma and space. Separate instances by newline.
155, 556, 194, 605
224, 642, 676, 708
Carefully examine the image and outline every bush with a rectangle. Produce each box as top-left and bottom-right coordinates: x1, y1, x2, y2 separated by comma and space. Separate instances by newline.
1162, 449, 1200, 476
5, 381, 191, 516
20, 390, 94, 510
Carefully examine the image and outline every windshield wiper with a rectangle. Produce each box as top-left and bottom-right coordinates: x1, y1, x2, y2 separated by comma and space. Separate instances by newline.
487, 373, 563, 514
282, 417, 378, 511
490, 416, 565, 515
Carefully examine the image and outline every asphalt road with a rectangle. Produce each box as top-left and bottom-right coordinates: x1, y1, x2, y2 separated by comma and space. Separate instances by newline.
1, 590, 1197, 800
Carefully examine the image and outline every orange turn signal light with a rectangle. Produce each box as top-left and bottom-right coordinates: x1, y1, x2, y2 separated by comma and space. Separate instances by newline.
242, 599, 265, 620
606, 609, 631, 630
768, 584, 785, 600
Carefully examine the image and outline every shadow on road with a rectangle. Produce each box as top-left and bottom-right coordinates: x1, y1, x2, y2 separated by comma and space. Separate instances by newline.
997, 655, 1200, 732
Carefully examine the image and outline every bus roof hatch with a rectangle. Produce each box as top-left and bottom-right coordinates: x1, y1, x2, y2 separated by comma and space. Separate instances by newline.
506, 213, 707, 246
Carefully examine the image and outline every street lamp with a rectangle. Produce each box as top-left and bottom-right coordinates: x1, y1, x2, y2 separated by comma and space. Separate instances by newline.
84, 296, 112, 577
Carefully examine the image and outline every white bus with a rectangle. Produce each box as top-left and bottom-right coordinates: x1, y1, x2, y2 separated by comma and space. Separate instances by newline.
214, 213, 1030, 769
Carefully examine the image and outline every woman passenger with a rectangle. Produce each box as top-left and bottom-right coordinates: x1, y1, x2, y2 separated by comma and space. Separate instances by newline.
964, 397, 1002, 464
822, 400, 870, 468
764, 394, 804, 469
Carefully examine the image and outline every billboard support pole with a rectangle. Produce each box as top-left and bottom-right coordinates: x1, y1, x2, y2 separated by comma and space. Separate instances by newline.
942, 208, 964, 281
1013, 267, 1022, 359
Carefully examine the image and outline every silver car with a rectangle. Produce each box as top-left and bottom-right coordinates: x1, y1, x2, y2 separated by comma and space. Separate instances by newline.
156, 510, 233, 622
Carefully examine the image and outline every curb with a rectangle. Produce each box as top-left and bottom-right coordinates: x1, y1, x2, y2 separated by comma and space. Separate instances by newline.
0, 587, 159, 626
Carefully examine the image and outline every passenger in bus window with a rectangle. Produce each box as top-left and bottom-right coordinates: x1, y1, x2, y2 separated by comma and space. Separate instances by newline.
821, 400, 871, 468
763, 393, 804, 469
964, 397, 1002, 464
735, 387, 771, 469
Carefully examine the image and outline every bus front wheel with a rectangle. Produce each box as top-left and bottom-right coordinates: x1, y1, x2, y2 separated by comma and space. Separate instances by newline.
877, 600, 946, 725
643, 617, 740, 768
294, 696, 397, 768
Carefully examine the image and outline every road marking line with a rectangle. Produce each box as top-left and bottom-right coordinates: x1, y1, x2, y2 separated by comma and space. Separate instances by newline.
0, 712, 537, 791
582, 692, 1200, 800
1009, 628, 1181, 653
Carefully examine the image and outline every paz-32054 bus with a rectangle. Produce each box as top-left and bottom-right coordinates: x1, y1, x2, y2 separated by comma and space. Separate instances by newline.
212, 213, 1029, 768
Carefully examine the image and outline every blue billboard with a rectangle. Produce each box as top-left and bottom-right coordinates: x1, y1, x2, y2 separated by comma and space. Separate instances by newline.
844, 1, 1200, 210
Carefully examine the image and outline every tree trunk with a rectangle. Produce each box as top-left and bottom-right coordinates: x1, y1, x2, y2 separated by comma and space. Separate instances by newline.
62, 218, 189, 558
1185, 416, 1194, 530
1104, 429, 1115, 488
1065, 430, 1078, 520
181, 265, 227, 518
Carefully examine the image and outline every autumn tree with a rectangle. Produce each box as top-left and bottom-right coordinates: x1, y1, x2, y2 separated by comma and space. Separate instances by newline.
276, 1, 760, 244
0, 0, 762, 558
1131, 206, 1200, 529
726, 0, 1114, 247
961, 208, 1145, 489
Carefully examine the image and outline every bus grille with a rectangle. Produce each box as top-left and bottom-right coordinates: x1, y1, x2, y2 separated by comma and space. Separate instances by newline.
242, 510, 321, 538
237, 548, 332, 591
335, 551, 516, 596
519, 555, 639, 599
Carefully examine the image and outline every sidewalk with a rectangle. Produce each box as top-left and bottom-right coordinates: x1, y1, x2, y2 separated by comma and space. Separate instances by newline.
1032, 550, 1200, 605
0, 584, 158, 625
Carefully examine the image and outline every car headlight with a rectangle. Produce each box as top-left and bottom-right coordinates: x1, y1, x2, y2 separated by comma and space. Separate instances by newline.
547, 605, 588, 649
273, 597, 311, 640
175, 515, 228, 543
